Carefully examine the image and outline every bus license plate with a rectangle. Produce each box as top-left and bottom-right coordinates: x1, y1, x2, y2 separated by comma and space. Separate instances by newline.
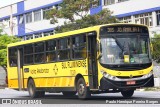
126, 81, 136, 85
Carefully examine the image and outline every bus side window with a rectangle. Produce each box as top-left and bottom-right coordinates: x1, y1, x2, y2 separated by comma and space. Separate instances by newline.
34, 42, 45, 63
46, 39, 56, 62
57, 38, 70, 61
9, 48, 17, 67
24, 44, 34, 65
72, 34, 86, 59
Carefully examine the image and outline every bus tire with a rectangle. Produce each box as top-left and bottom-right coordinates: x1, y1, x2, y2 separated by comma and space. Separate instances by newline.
62, 92, 77, 96
76, 78, 91, 99
121, 90, 134, 98
28, 79, 39, 98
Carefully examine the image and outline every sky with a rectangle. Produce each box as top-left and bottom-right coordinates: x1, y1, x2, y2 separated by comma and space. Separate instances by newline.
0, 0, 22, 8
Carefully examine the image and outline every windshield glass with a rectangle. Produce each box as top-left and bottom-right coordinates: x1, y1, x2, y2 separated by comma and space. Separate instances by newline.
100, 35, 151, 65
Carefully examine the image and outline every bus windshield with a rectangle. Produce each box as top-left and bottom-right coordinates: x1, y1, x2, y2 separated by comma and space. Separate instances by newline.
99, 25, 152, 66
100, 35, 151, 65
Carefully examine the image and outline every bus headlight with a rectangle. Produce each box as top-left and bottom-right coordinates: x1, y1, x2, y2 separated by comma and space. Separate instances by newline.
142, 70, 153, 79
101, 70, 116, 80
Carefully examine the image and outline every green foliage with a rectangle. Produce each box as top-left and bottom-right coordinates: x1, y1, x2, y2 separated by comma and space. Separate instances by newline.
47, 0, 118, 33
0, 30, 20, 67
151, 34, 160, 63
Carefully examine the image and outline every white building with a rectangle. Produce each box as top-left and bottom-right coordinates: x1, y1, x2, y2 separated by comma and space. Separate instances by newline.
0, 0, 159, 40
103, 0, 160, 37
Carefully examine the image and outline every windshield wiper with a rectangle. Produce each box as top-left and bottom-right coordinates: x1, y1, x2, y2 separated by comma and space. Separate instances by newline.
112, 36, 123, 51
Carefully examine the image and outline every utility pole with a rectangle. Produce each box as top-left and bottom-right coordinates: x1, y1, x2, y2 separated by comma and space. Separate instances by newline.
10, 5, 13, 36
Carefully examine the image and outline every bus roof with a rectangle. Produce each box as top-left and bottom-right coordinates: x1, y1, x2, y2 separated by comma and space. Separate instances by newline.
7, 23, 148, 47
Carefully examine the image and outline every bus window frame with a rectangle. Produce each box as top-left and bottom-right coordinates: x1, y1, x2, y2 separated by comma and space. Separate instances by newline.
33, 41, 46, 64
8, 47, 18, 67
24, 44, 34, 65
71, 33, 87, 60
45, 39, 57, 63
56, 37, 71, 61
11, 31, 97, 66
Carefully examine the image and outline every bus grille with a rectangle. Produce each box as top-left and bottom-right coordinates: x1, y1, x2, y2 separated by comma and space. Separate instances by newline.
116, 75, 143, 79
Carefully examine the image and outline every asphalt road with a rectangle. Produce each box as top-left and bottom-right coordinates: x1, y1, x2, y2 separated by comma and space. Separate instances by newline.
0, 88, 160, 104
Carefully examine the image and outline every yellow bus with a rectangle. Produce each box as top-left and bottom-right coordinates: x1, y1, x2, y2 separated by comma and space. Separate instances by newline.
7, 23, 154, 99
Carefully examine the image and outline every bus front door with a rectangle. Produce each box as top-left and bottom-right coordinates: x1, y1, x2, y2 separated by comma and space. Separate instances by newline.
17, 48, 24, 90
88, 34, 98, 89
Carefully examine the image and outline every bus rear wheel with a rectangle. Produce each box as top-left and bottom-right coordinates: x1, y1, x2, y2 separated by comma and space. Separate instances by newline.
28, 79, 45, 98
76, 78, 91, 99
121, 90, 134, 98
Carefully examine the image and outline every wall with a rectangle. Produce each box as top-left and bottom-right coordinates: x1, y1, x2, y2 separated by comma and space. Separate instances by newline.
103, 0, 160, 16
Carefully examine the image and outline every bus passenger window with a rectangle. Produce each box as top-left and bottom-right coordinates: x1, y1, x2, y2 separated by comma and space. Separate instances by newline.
24, 44, 34, 64
72, 34, 86, 59
34, 42, 45, 63
35, 53, 46, 63
9, 48, 17, 67
46, 40, 57, 62
46, 52, 56, 62
57, 38, 70, 61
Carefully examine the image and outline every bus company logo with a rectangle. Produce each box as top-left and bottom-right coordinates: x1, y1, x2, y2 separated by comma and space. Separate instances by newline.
2, 99, 11, 104
117, 72, 121, 75
53, 64, 58, 75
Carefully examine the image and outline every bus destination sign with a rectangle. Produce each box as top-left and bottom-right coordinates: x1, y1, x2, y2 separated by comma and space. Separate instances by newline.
101, 25, 148, 34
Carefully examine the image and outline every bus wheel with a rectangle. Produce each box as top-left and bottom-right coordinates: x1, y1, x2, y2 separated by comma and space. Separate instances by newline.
121, 90, 134, 98
28, 79, 39, 98
76, 78, 91, 99
62, 92, 77, 96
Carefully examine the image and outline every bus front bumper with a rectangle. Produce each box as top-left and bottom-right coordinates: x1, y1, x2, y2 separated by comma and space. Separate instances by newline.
99, 75, 154, 90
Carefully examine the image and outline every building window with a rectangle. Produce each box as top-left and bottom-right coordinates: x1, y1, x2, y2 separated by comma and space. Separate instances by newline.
35, 33, 42, 38
34, 10, 41, 22
118, 0, 128, 3
43, 7, 52, 19
104, 0, 115, 5
44, 31, 54, 36
25, 12, 32, 23
156, 11, 160, 26
91, 0, 100, 8
134, 13, 152, 27
119, 16, 132, 23
26, 35, 33, 40
55, 4, 61, 10
18, 15, 24, 24
3, 18, 10, 27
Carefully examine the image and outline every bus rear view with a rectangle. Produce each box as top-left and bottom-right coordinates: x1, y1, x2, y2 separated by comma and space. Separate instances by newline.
99, 24, 154, 98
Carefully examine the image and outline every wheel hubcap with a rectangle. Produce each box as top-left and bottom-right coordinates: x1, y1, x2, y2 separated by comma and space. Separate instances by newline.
78, 84, 85, 95
29, 84, 34, 96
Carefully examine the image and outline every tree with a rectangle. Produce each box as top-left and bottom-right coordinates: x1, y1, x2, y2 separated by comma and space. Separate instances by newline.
151, 34, 160, 63
0, 30, 20, 67
47, 0, 118, 33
